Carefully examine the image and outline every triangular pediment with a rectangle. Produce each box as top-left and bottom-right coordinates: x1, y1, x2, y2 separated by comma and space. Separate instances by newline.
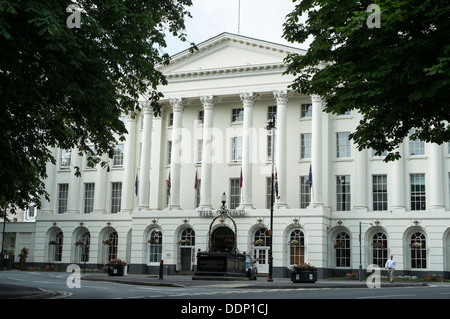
160, 33, 305, 77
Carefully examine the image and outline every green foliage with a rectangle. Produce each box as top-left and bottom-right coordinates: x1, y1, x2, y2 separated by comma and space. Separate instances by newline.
0, 0, 193, 211
283, 0, 450, 160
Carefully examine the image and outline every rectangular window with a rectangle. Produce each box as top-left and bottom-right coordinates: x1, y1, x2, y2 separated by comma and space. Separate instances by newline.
85, 145, 97, 169
336, 175, 351, 211
198, 110, 204, 124
409, 130, 425, 156
231, 137, 243, 163
111, 182, 122, 214
196, 139, 203, 164
229, 178, 241, 209
300, 133, 312, 159
57, 184, 69, 214
83, 183, 95, 214
267, 105, 277, 120
112, 144, 124, 167
167, 141, 172, 165
300, 103, 312, 118
196, 179, 201, 208
336, 132, 351, 158
372, 175, 388, 211
231, 108, 244, 122
411, 174, 426, 211
299, 176, 311, 209
266, 177, 273, 209
168, 112, 173, 126
60, 149, 71, 169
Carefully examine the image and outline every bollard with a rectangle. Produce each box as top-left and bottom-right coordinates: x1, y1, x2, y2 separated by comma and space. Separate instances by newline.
159, 259, 164, 280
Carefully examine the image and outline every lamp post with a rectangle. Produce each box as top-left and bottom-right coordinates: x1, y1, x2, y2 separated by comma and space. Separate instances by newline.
359, 221, 373, 281
265, 115, 276, 282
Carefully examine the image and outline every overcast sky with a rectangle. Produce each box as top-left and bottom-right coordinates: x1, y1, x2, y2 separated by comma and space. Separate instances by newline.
163, 0, 310, 56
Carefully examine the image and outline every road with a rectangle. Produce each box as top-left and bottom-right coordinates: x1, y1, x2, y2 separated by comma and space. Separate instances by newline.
1, 270, 450, 300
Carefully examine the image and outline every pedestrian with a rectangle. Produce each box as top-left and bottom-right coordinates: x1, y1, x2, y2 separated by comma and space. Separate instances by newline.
385, 254, 397, 283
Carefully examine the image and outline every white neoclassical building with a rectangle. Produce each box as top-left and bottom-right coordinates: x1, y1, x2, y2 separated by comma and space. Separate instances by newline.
3, 33, 450, 278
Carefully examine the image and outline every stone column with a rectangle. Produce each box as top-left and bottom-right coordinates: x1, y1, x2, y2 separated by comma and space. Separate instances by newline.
40, 147, 56, 214
93, 154, 109, 214
168, 98, 185, 209
199, 95, 216, 209
429, 143, 444, 210
138, 102, 154, 210
67, 148, 81, 214
121, 114, 137, 213
391, 145, 405, 211
274, 90, 289, 208
310, 95, 323, 206
239, 92, 257, 209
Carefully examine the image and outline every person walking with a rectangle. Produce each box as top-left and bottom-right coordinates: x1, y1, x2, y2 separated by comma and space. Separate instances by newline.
385, 254, 397, 283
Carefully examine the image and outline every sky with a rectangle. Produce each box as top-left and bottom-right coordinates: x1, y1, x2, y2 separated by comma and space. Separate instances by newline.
163, 0, 310, 56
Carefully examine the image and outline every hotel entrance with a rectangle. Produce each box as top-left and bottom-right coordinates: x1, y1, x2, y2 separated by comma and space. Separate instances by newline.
211, 227, 235, 252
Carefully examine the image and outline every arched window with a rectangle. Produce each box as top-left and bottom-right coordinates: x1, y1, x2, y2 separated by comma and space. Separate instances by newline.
54, 232, 63, 262
254, 228, 270, 247
180, 228, 195, 246
371, 232, 388, 268
107, 232, 118, 261
149, 229, 162, 263
410, 232, 426, 269
334, 232, 350, 267
289, 229, 305, 265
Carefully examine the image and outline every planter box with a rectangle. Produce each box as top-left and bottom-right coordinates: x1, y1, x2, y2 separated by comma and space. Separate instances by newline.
108, 266, 124, 276
291, 271, 317, 283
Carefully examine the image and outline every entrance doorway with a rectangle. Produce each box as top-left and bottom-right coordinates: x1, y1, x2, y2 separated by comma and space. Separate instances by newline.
254, 247, 269, 273
211, 227, 235, 252
180, 247, 192, 271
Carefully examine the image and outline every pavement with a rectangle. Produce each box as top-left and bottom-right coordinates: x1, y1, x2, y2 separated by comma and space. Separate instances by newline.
80, 273, 432, 289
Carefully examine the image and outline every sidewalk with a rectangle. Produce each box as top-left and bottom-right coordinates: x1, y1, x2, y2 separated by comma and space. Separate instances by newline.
81, 273, 431, 289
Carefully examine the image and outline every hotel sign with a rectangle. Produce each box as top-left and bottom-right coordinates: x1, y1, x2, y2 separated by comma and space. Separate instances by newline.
198, 209, 246, 217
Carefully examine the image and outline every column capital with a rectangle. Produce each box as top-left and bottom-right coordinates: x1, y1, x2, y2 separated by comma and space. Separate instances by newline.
200, 95, 216, 111
239, 92, 258, 106
169, 97, 186, 113
311, 94, 323, 104
273, 90, 290, 104
139, 100, 153, 114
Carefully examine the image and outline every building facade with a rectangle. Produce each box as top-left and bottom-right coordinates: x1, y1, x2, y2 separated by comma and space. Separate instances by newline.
3, 33, 450, 278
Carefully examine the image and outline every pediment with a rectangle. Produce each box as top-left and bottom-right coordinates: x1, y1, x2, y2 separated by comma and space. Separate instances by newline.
160, 33, 305, 79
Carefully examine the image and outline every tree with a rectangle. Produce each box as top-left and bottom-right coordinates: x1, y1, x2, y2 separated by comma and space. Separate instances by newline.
0, 0, 193, 212
283, 0, 450, 161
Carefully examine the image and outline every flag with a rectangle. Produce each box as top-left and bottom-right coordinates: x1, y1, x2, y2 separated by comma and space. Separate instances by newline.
167, 172, 171, 197
239, 167, 243, 188
274, 169, 279, 199
194, 170, 198, 190
135, 173, 138, 196
308, 164, 312, 189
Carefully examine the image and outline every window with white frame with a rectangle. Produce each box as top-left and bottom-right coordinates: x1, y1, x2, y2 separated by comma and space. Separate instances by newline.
335, 232, 350, 267
336, 132, 351, 158
231, 136, 243, 163
57, 183, 69, 214
299, 176, 311, 209
54, 231, 63, 262
85, 145, 97, 169
83, 183, 95, 214
79, 232, 90, 262
300, 103, 312, 118
409, 130, 425, 156
112, 144, 124, 167
266, 177, 273, 209
149, 229, 162, 263
372, 175, 388, 211
60, 149, 71, 169
168, 112, 173, 126
371, 232, 388, 268
197, 110, 204, 124
300, 133, 311, 159
229, 178, 241, 209
106, 232, 118, 261
196, 139, 203, 164
410, 232, 426, 268
410, 174, 426, 211
111, 182, 122, 214
231, 108, 244, 122
167, 141, 172, 165
195, 179, 201, 208
180, 228, 195, 246
336, 175, 351, 211
289, 229, 305, 265
267, 105, 277, 121
266, 132, 277, 162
